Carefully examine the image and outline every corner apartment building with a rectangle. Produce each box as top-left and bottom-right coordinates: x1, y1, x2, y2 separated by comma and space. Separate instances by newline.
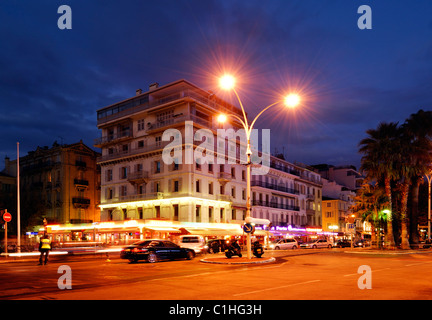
95, 79, 322, 232
4, 141, 101, 227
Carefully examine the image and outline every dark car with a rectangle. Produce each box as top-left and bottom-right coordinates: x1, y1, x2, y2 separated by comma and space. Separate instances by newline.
336, 240, 352, 248
120, 239, 195, 263
206, 239, 229, 253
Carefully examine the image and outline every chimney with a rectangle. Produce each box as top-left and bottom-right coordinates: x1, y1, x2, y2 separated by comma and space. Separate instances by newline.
136, 89, 142, 96
149, 82, 159, 91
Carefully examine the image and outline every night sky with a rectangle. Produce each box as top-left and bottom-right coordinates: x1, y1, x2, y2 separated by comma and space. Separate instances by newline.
1, 1, 431, 171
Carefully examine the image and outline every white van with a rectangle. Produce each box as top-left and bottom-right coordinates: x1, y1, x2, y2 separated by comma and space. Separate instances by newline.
176, 235, 205, 254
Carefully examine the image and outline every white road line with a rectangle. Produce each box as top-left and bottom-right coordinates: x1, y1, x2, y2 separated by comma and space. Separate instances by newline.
344, 267, 390, 277
232, 280, 321, 297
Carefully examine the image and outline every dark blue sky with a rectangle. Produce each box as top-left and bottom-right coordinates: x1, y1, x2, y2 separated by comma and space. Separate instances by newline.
1, 0, 431, 170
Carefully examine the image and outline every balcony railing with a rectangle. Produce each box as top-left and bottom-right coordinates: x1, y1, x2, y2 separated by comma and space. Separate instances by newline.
96, 87, 244, 126
94, 130, 133, 147
251, 180, 299, 195
72, 197, 91, 209
252, 200, 300, 211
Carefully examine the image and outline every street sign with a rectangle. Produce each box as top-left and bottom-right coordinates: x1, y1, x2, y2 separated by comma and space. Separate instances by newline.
347, 223, 355, 234
243, 223, 254, 233
3, 211, 11, 223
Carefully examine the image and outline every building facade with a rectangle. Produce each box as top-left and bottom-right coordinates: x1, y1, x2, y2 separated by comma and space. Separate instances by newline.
4, 141, 101, 228
95, 79, 322, 238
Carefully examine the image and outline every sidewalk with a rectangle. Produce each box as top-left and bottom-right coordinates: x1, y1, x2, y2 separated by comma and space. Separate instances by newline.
343, 247, 432, 255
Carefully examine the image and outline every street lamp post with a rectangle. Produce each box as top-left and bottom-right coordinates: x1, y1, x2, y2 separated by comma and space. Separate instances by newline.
217, 75, 300, 259
425, 173, 432, 242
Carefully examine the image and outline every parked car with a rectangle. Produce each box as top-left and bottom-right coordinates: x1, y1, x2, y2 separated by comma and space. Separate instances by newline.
206, 239, 229, 253
336, 240, 352, 248
270, 238, 298, 250
120, 239, 195, 263
300, 239, 333, 249
175, 235, 206, 254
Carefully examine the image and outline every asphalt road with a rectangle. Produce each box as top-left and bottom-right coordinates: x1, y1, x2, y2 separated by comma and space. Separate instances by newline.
2, 249, 432, 301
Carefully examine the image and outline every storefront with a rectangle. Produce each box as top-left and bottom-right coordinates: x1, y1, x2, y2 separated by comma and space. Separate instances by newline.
266, 225, 340, 244
37, 219, 262, 247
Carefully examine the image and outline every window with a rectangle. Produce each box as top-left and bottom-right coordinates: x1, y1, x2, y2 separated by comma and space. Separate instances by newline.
155, 136, 162, 146
231, 167, 235, 178
231, 186, 236, 198
138, 140, 145, 148
208, 182, 213, 195
120, 185, 127, 197
138, 184, 144, 195
242, 170, 246, 181
196, 158, 201, 170
154, 181, 161, 193
120, 167, 128, 179
138, 119, 145, 131
242, 189, 246, 200
173, 204, 179, 221
106, 169, 112, 182
327, 202, 331, 207
173, 180, 179, 192
208, 163, 213, 173
107, 188, 114, 200
196, 180, 201, 193
155, 161, 161, 173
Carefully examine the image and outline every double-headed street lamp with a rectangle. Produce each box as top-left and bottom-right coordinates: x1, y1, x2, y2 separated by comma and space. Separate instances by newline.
217, 74, 300, 259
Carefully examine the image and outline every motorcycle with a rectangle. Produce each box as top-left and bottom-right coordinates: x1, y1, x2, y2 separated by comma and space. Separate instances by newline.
225, 241, 242, 258
253, 241, 264, 258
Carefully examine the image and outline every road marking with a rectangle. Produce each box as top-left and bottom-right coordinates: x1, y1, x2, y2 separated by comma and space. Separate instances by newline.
344, 267, 390, 277
232, 280, 321, 297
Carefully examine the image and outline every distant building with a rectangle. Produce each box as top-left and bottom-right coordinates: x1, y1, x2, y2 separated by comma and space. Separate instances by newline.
0, 165, 16, 214
311, 164, 364, 191
4, 141, 101, 228
312, 164, 360, 234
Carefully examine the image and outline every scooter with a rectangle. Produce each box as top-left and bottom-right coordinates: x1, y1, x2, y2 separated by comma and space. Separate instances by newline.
253, 241, 264, 258
225, 241, 242, 258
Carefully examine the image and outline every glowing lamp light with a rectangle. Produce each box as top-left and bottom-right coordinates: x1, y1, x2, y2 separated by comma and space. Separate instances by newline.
219, 75, 235, 90
284, 94, 300, 108
217, 114, 227, 123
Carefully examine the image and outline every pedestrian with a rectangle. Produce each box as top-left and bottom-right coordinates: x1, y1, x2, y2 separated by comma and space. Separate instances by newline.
38, 234, 51, 265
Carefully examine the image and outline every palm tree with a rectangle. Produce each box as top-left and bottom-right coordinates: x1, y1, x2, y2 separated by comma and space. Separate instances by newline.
398, 118, 432, 249
402, 110, 432, 245
359, 122, 401, 247
352, 183, 390, 248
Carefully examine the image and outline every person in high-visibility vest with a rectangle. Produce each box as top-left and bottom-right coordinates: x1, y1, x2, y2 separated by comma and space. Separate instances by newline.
38, 234, 51, 265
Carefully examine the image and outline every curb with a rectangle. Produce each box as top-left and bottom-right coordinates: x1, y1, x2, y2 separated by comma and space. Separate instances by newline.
344, 249, 432, 255
200, 257, 276, 265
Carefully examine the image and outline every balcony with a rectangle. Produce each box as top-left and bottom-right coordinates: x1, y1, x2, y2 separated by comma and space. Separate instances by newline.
127, 171, 149, 185
269, 162, 300, 176
94, 130, 133, 148
251, 180, 299, 195
72, 197, 91, 209
74, 179, 89, 190
96, 85, 244, 127
252, 200, 300, 211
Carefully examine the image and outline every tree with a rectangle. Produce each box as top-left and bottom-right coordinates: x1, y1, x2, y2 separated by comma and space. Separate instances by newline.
359, 122, 401, 247
397, 124, 432, 249
402, 110, 432, 245
352, 183, 389, 248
